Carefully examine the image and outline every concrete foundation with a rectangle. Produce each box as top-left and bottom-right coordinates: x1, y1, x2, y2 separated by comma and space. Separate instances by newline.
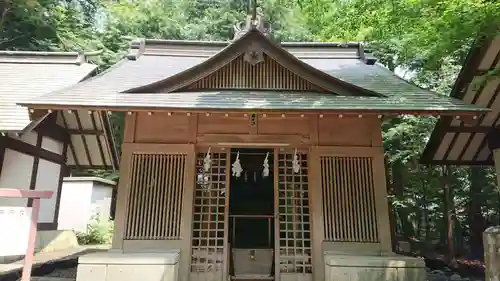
324, 253, 426, 281
76, 250, 179, 281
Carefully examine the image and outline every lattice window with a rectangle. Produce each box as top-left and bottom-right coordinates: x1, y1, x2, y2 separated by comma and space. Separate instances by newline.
277, 152, 312, 274
190, 152, 227, 278
320, 156, 379, 242
181, 54, 323, 91
125, 153, 185, 240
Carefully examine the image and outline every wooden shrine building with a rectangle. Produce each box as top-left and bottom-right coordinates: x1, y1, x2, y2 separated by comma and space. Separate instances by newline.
0, 51, 118, 235
20, 16, 489, 281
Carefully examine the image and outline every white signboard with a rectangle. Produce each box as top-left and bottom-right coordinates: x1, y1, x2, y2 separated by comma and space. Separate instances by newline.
0, 207, 31, 256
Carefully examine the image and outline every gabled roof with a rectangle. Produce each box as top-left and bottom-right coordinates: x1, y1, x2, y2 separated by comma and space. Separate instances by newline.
19, 27, 487, 116
0, 51, 95, 132
0, 51, 119, 170
421, 32, 500, 165
125, 28, 382, 97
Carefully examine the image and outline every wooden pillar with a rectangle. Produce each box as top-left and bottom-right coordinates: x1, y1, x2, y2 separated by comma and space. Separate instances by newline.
308, 147, 325, 281
493, 149, 500, 189
111, 143, 133, 250
372, 150, 393, 254
111, 113, 136, 249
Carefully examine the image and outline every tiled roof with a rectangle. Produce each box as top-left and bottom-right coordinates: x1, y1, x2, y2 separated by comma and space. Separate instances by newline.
0, 51, 97, 132
19, 38, 487, 114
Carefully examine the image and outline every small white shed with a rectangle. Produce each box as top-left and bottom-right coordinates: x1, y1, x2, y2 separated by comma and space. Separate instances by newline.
57, 177, 116, 232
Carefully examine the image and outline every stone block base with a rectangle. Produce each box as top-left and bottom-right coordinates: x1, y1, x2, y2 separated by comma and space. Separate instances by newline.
324, 254, 426, 281
0, 230, 79, 263
76, 250, 179, 281
36, 230, 79, 253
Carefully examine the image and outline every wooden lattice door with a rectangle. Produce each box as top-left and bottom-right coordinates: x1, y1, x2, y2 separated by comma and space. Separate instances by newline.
275, 150, 313, 281
190, 151, 229, 281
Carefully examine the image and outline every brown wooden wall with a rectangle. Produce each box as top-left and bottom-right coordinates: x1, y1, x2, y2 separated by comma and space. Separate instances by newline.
125, 111, 383, 147
116, 112, 389, 281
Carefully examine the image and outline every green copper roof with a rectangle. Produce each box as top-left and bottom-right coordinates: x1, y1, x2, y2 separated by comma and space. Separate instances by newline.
19, 39, 488, 114
20, 90, 486, 113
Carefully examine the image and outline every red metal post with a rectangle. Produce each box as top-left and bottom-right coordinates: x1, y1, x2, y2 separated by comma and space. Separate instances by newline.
22, 198, 41, 281
0, 189, 53, 281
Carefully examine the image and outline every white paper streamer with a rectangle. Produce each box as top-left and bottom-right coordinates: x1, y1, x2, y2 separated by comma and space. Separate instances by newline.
262, 152, 270, 178
232, 151, 243, 178
292, 149, 300, 174
203, 147, 212, 172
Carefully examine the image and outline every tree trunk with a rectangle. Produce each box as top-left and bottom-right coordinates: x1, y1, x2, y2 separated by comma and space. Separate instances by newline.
443, 166, 456, 264
392, 162, 414, 239
424, 201, 431, 252
469, 167, 486, 258
385, 157, 398, 252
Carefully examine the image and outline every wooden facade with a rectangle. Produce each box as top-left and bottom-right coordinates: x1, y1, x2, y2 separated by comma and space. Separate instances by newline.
110, 110, 391, 281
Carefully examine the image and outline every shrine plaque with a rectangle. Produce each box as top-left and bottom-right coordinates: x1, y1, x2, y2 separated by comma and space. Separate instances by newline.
0, 207, 31, 256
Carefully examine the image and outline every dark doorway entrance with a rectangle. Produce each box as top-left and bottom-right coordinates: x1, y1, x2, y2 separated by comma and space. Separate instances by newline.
228, 148, 275, 280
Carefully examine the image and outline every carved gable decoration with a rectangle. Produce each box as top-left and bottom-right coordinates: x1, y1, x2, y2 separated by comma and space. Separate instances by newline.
180, 53, 325, 92
124, 28, 383, 97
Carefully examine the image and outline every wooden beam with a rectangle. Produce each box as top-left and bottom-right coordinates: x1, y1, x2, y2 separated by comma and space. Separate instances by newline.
89, 113, 107, 167
196, 133, 311, 146
0, 136, 65, 165
60, 112, 80, 169
67, 129, 104, 135
101, 112, 120, 170
74, 112, 93, 166
31, 113, 70, 144
35, 123, 70, 144
52, 142, 69, 230
487, 127, 500, 150
447, 126, 494, 133
27, 133, 43, 207
0, 140, 6, 178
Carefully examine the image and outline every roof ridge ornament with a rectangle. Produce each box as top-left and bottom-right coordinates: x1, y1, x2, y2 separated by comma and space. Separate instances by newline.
127, 39, 146, 60
233, 0, 271, 40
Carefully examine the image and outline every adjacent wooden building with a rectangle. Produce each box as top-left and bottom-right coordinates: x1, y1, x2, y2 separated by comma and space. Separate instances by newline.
421, 31, 500, 281
20, 16, 488, 281
421, 33, 500, 167
0, 51, 118, 232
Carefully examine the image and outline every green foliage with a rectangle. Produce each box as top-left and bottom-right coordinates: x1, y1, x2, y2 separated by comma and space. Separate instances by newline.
76, 215, 114, 245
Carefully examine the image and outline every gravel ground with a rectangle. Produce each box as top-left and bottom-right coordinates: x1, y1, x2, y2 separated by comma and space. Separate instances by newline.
427, 268, 484, 281
41, 267, 77, 279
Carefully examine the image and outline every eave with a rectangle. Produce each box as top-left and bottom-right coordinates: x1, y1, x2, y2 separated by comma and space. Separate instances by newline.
421, 31, 500, 166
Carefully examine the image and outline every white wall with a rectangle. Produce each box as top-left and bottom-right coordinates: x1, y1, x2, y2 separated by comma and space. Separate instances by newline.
0, 132, 64, 224
90, 183, 113, 222
41, 136, 64, 155
57, 181, 93, 232
0, 149, 34, 207
58, 177, 115, 232
35, 159, 61, 223
20, 132, 37, 146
